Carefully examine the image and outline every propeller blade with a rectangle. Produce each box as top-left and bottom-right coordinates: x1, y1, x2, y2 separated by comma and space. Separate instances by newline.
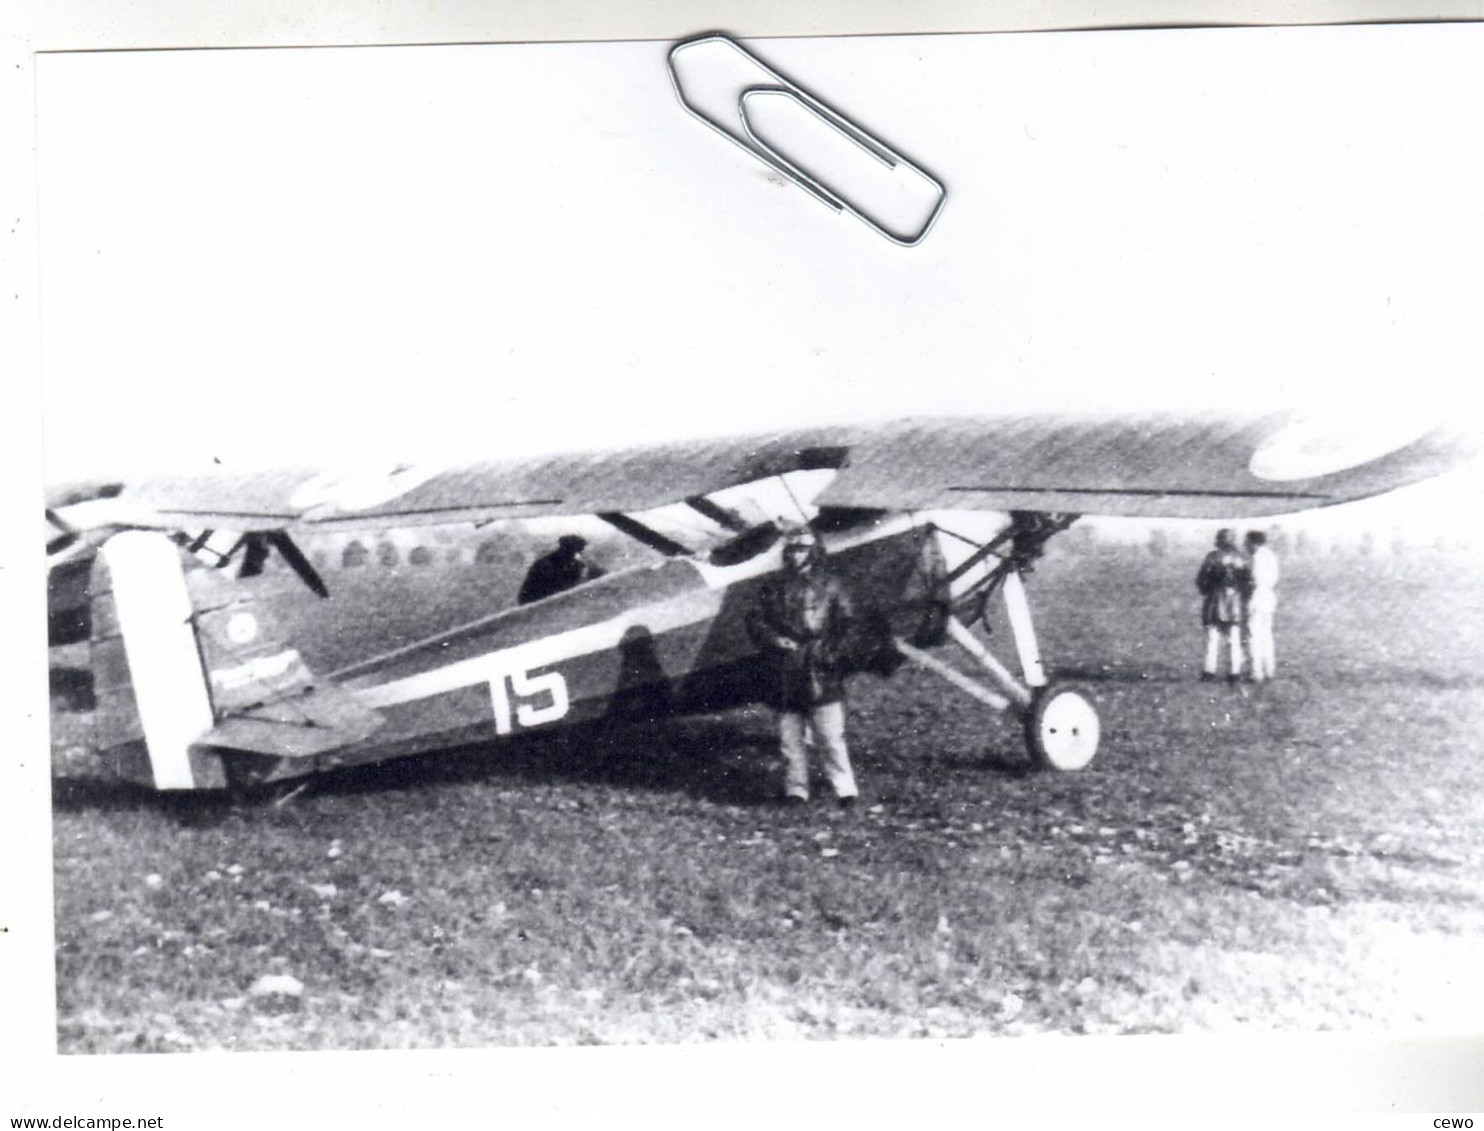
47, 531, 81, 557
237, 533, 271, 578
45, 507, 80, 557
266, 531, 330, 599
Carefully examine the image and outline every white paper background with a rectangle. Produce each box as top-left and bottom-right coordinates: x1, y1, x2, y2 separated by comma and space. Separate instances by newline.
8, 16, 1484, 1126
35, 27, 1484, 483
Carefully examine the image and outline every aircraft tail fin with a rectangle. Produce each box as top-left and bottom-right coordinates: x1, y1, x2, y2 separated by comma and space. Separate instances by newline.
89, 532, 380, 790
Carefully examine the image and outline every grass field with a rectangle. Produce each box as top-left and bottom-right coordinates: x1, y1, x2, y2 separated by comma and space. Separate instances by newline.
49, 541, 1484, 1052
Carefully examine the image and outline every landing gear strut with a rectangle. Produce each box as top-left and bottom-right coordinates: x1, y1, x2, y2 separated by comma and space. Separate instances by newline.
893, 512, 1101, 770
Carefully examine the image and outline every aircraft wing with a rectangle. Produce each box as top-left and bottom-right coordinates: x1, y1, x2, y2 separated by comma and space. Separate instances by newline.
75, 410, 1474, 531
812, 412, 1476, 519
102, 430, 855, 531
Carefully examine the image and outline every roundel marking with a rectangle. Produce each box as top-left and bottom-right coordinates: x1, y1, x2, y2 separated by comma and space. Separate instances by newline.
226, 611, 260, 645
289, 464, 444, 513
1249, 413, 1433, 482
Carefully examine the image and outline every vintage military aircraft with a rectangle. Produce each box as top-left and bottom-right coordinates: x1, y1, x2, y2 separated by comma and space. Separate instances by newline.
44, 410, 1470, 793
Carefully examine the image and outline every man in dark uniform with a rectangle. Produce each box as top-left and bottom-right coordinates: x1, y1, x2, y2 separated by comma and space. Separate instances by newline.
746, 526, 860, 807
1196, 528, 1250, 683
517, 534, 605, 605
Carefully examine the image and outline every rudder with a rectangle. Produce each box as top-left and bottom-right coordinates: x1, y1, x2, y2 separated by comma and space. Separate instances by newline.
89, 531, 381, 791
90, 532, 216, 788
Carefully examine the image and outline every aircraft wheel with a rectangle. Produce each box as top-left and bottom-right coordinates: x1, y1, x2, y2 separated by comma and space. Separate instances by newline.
1023, 682, 1100, 771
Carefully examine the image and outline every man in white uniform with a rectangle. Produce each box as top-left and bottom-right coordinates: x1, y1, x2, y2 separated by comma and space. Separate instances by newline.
1244, 530, 1280, 681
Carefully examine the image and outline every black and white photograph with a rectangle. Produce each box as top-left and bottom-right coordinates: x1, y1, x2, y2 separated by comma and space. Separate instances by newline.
7, 6, 1484, 1124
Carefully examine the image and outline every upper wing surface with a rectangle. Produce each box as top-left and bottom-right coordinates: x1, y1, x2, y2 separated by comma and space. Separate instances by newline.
106, 411, 1473, 530
816, 412, 1475, 518
116, 430, 853, 531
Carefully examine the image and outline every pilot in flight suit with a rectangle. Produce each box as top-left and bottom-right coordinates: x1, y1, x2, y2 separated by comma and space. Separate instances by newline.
746, 526, 860, 807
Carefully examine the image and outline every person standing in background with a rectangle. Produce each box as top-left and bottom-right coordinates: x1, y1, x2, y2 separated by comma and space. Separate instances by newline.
1244, 529, 1280, 681
1197, 528, 1249, 684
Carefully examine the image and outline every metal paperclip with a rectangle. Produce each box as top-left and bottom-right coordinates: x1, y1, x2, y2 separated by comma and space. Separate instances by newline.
667, 32, 947, 247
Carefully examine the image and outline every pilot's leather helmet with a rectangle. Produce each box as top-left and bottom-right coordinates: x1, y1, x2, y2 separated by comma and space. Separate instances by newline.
558, 534, 588, 553
781, 524, 824, 568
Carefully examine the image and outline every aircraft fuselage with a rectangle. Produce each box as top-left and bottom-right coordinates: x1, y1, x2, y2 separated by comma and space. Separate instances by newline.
179, 513, 950, 789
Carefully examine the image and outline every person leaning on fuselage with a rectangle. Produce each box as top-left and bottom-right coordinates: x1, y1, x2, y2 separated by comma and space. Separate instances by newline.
1197, 528, 1249, 684
517, 534, 606, 605
745, 526, 861, 808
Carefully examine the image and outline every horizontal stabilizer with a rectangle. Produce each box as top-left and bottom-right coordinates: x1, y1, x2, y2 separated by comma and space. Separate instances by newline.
200, 682, 383, 758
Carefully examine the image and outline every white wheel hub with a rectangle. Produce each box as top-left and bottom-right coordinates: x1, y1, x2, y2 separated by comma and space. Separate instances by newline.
1028, 686, 1100, 771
